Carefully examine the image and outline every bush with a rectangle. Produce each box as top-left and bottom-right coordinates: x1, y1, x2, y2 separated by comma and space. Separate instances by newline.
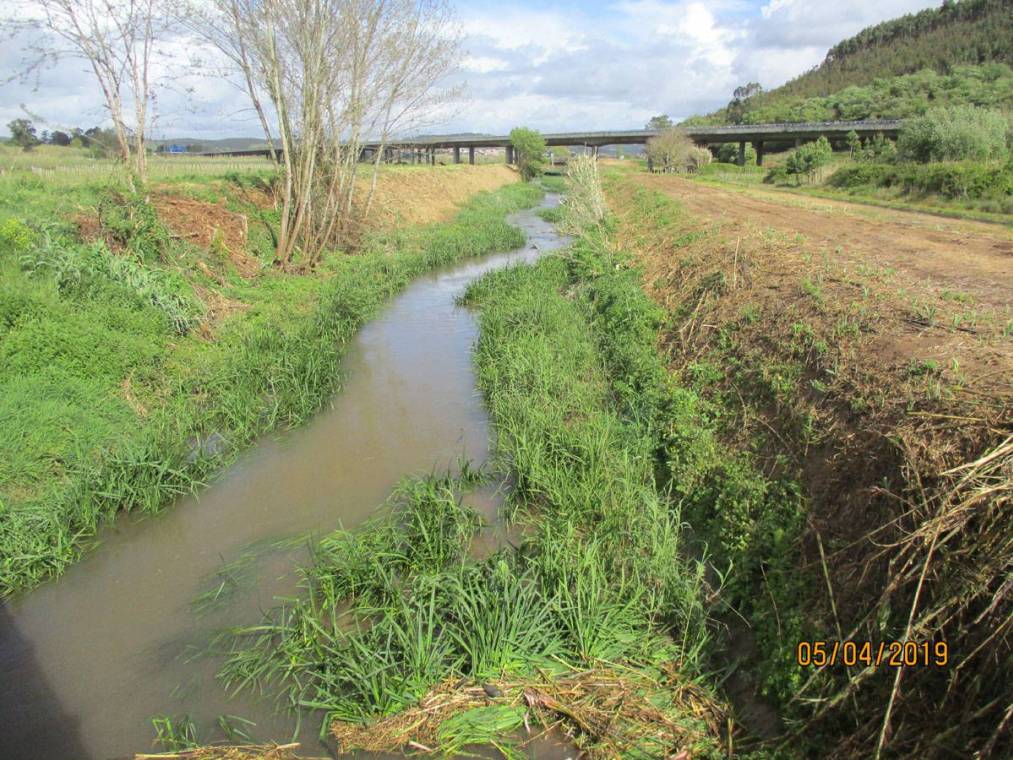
647, 129, 713, 173
509, 127, 546, 181
785, 136, 832, 183
0, 218, 34, 255
714, 143, 757, 165
858, 133, 898, 163
898, 105, 1009, 163
763, 165, 791, 184
828, 159, 1013, 200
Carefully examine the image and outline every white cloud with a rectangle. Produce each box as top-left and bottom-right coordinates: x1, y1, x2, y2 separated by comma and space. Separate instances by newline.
1, 0, 944, 139
461, 55, 511, 74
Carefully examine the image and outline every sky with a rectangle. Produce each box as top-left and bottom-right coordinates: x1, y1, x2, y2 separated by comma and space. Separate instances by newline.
0, 0, 942, 140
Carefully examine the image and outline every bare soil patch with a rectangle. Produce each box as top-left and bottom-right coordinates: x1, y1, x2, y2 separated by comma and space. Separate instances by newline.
641, 174, 1013, 309
153, 193, 261, 279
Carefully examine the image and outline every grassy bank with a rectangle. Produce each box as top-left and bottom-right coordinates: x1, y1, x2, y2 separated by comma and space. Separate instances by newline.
213, 182, 730, 757
604, 169, 1011, 757
0, 176, 540, 596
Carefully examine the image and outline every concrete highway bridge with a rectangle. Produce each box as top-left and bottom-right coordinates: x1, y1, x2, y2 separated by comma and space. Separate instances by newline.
201, 120, 902, 167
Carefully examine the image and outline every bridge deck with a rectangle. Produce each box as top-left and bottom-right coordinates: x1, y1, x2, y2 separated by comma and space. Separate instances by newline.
197, 120, 902, 157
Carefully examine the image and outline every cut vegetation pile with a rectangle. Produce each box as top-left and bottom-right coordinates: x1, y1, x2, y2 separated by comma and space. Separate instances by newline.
602, 166, 1012, 757
0, 167, 539, 596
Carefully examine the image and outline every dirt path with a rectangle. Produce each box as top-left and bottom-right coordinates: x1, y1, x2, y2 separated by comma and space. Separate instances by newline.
638, 175, 1013, 310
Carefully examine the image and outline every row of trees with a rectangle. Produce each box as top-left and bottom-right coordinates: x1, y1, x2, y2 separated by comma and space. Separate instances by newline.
843, 105, 1010, 166
2, 0, 460, 266
5, 119, 118, 151
684, 62, 1013, 128
765, 103, 1010, 188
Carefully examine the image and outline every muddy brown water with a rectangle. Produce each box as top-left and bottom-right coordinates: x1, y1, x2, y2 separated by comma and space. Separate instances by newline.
0, 196, 570, 760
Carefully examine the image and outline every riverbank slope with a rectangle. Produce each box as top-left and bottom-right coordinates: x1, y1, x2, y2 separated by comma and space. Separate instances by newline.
0, 161, 525, 595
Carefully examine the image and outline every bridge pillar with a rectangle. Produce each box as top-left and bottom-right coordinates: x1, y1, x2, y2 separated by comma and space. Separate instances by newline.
737, 141, 746, 167
469, 146, 475, 165
591, 145, 599, 159
429, 148, 435, 165
506, 145, 514, 164
794, 138, 802, 149
755, 140, 764, 166
453, 146, 461, 164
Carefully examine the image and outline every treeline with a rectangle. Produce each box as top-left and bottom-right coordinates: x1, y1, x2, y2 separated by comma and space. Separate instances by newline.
685, 63, 1013, 126
762, 104, 1013, 213
783, 0, 1012, 101
4, 119, 120, 151
686, 0, 1012, 126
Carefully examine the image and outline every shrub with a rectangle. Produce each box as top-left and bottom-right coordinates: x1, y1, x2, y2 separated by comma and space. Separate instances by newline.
714, 142, 757, 165
898, 105, 1009, 163
762, 165, 791, 184
646, 129, 713, 173
0, 218, 34, 255
828, 159, 1013, 200
858, 133, 898, 163
785, 136, 832, 183
509, 127, 546, 181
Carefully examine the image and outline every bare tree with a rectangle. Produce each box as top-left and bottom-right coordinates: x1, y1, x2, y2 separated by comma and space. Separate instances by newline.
179, 0, 277, 162
646, 128, 711, 174
202, 0, 460, 266
4, 0, 169, 188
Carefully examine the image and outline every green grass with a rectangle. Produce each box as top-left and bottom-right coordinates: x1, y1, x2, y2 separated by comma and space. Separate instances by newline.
0, 179, 542, 596
211, 187, 754, 756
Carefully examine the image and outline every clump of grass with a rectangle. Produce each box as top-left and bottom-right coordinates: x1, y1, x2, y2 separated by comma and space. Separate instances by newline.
151, 714, 201, 751
18, 226, 203, 334
561, 155, 606, 233
534, 206, 563, 223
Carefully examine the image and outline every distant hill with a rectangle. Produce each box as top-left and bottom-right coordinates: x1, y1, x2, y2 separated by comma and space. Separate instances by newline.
149, 137, 276, 152
685, 0, 1013, 125
150, 133, 503, 152
411, 132, 499, 140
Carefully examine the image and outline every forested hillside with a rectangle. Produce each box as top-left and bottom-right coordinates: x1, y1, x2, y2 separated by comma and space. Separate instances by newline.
741, 64, 1012, 124
687, 0, 1013, 125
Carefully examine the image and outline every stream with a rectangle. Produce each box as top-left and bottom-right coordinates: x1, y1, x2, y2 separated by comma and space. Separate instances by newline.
0, 194, 569, 760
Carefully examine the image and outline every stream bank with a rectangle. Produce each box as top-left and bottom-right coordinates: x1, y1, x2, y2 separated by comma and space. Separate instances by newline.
0, 188, 563, 759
